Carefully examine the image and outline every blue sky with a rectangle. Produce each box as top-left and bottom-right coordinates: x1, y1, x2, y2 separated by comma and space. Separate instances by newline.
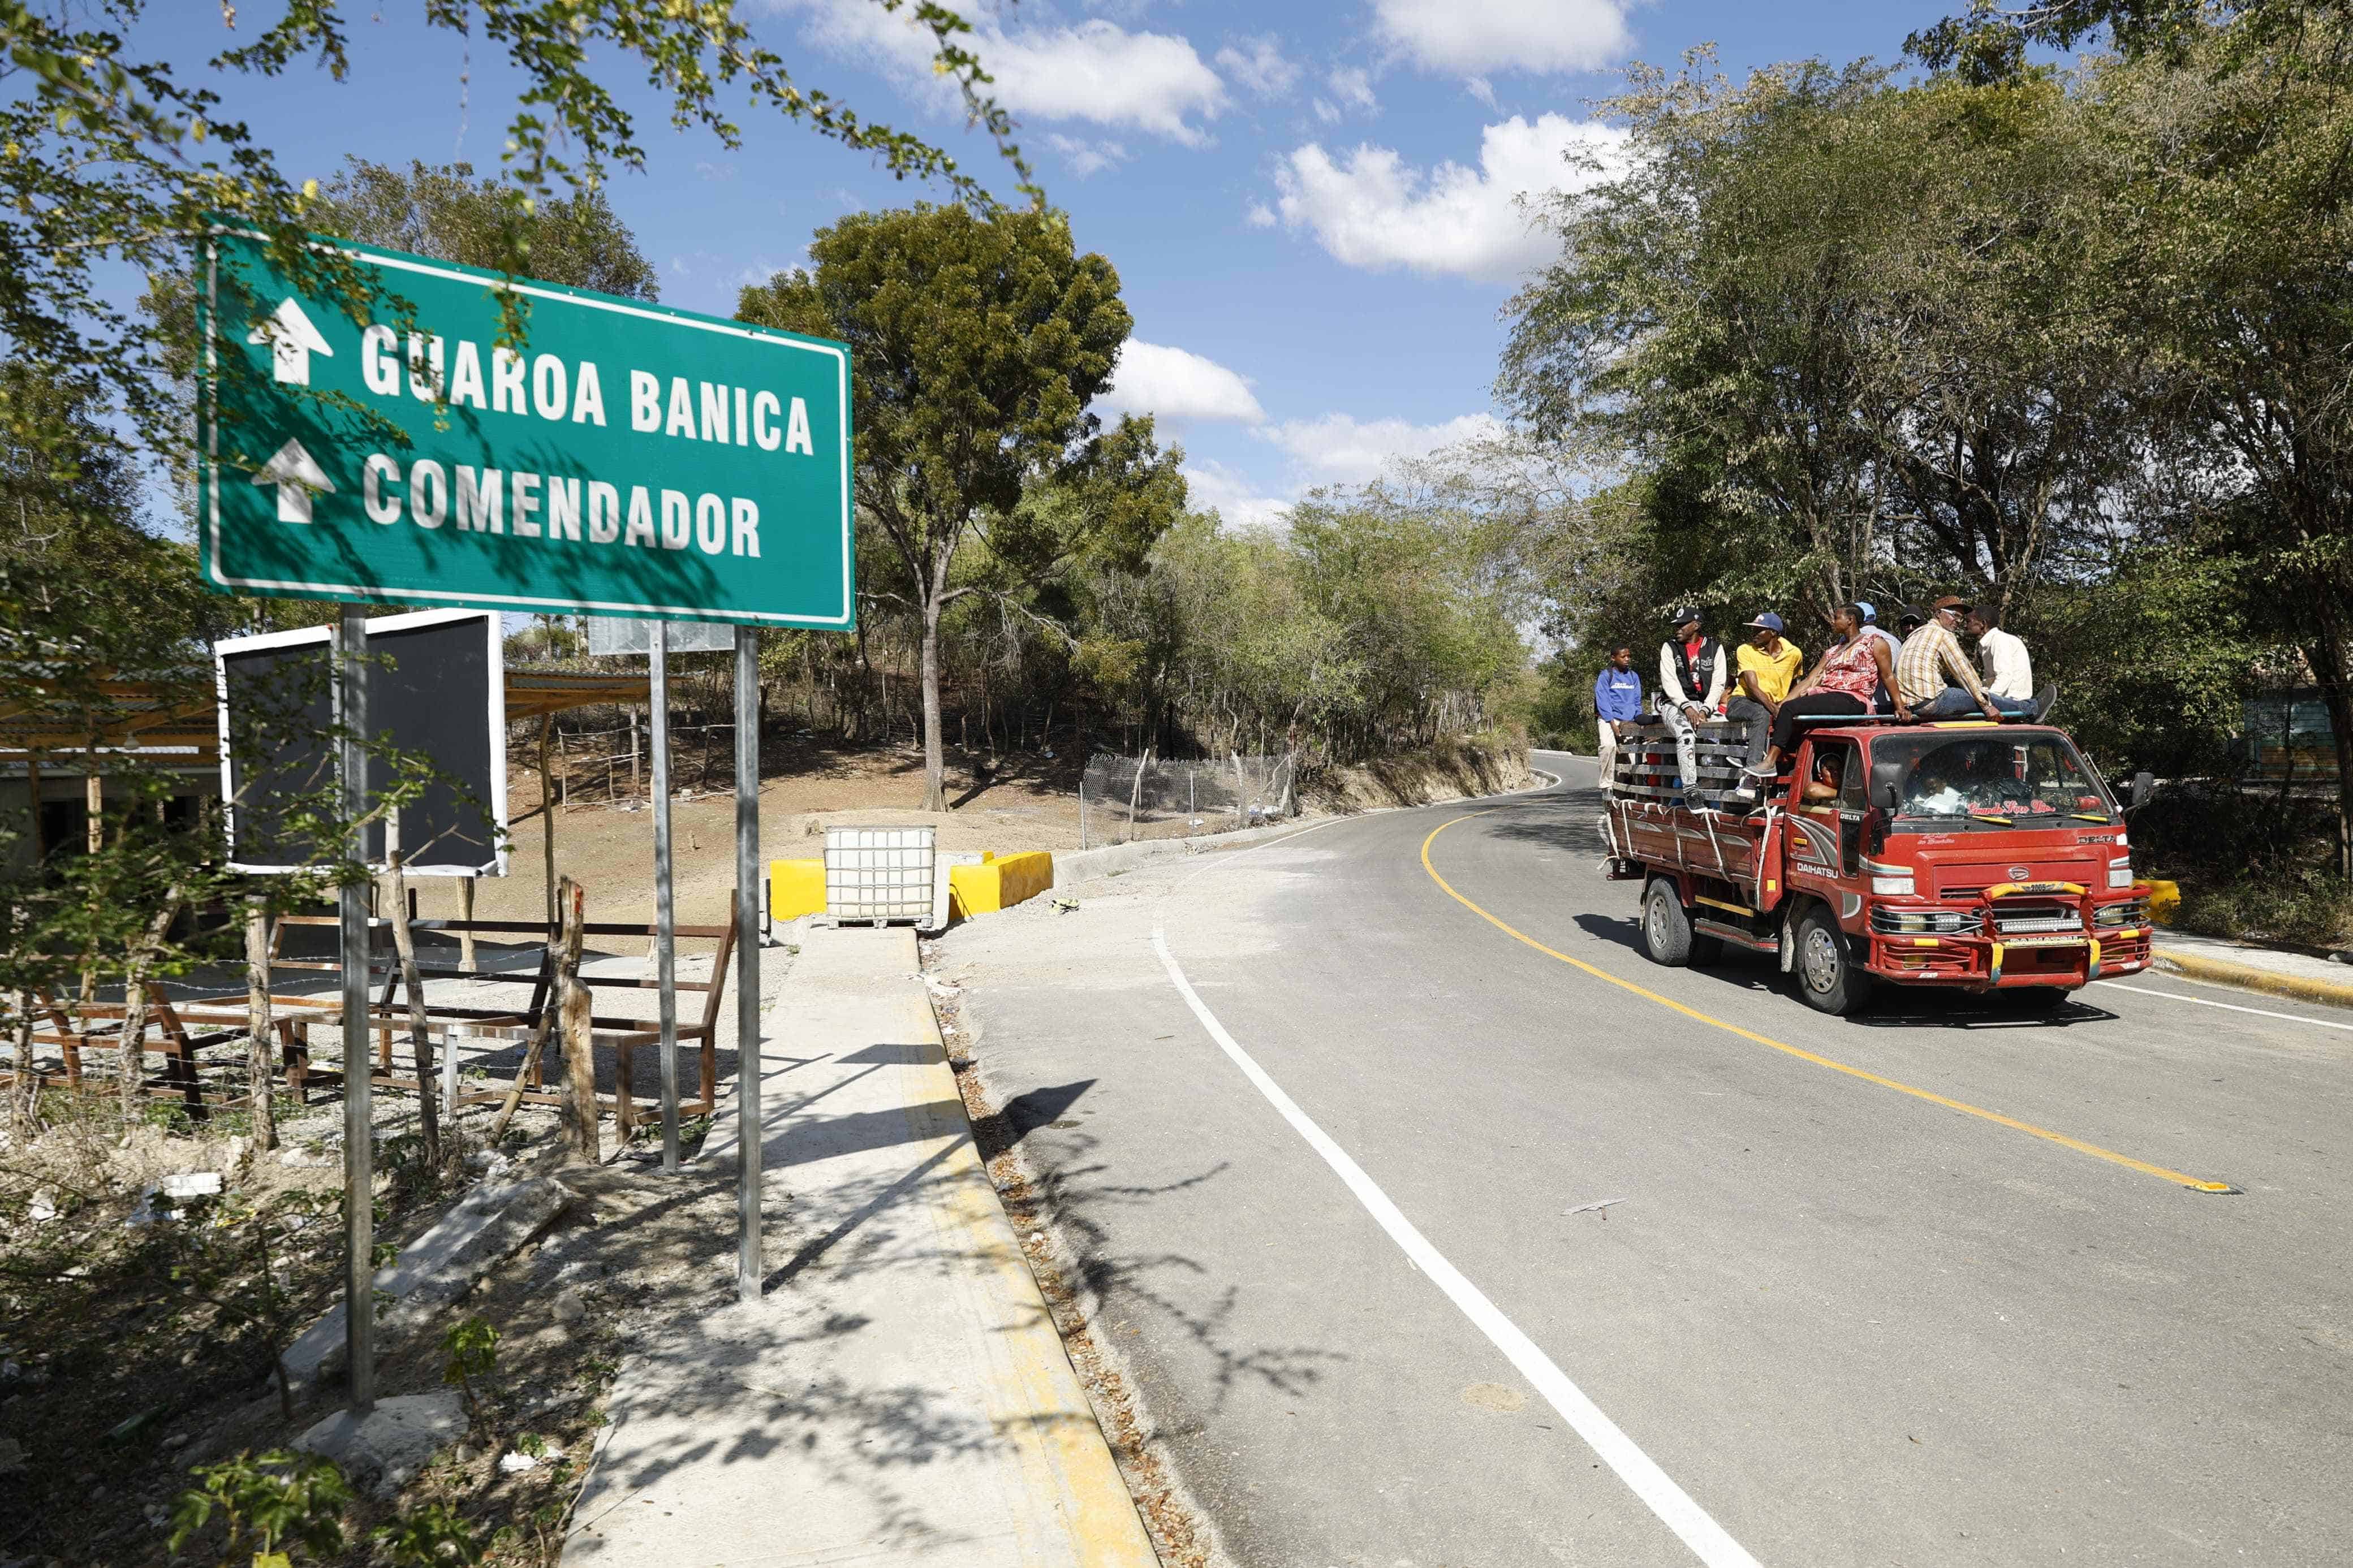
146, 2, 1953, 529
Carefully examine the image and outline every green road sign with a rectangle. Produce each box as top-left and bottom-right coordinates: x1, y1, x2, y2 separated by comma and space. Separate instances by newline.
197, 226, 855, 628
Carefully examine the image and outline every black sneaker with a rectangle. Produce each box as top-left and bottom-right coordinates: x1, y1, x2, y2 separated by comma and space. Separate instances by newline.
2032, 683, 2059, 723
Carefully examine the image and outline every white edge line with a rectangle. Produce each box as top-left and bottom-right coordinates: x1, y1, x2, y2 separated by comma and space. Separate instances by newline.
1149, 925, 1762, 1568
2089, 980, 2353, 1034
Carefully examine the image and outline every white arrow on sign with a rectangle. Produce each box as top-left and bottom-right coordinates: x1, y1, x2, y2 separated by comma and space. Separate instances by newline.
247, 296, 333, 387
251, 438, 335, 524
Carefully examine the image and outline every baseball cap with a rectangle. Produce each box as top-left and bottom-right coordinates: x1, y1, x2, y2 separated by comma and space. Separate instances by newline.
1855, 601, 1878, 623
1670, 605, 1702, 627
1894, 603, 1925, 627
1744, 612, 1785, 633
1931, 594, 1971, 613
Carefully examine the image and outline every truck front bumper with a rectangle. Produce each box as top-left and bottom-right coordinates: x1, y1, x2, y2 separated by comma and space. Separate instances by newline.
1867, 927, 2154, 990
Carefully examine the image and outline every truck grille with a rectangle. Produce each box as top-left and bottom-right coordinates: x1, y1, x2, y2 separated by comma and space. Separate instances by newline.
1990, 901, 2082, 935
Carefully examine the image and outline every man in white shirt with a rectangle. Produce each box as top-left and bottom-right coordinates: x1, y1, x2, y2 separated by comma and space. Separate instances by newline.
1964, 606, 2037, 705
1656, 607, 1727, 793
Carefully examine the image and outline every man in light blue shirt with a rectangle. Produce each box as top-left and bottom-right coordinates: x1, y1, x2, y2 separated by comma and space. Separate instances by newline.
1593, 645, 1644, 794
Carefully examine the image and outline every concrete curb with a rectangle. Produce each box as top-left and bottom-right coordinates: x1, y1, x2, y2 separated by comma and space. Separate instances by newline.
2154, 948, 2353, 1013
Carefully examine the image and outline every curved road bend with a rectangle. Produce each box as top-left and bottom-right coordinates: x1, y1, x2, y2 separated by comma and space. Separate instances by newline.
937, 752, 2353, 1567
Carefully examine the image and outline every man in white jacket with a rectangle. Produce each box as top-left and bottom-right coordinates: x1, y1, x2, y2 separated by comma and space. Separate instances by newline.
1656, 607, 1728, 793
1964, 606, 2039, 706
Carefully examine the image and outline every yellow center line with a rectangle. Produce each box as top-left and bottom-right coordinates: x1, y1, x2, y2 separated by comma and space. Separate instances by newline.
1420, 814, 2238, 1194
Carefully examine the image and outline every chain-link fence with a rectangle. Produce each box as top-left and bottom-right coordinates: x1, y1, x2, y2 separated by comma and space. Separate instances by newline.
1079, 753, 1300, 848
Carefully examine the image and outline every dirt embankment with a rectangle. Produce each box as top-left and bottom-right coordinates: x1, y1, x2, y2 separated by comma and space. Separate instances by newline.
1302, 739, 1534, 815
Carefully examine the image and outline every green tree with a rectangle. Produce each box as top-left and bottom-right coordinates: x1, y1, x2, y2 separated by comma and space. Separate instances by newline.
1501, 54, 2145, 625
737, 205, 1175, 810
309, 158, 660, 299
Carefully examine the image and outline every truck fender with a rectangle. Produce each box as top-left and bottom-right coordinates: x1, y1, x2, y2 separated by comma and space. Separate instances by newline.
1777, 896, 1803, 974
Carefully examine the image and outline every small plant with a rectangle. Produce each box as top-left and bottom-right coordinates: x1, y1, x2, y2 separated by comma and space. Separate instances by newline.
443, 1314, 501, 1418
373, 1500, 482, 1566
169, 1449, 350, 1566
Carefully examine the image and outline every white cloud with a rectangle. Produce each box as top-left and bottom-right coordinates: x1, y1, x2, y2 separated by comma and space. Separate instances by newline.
1328, 66, 1378, 113
1046, 132, 1130, 177
1182, 458, 1292, 530
1256, 412, 1503, 488
787, 0, 1229, 146
1312, 98, 1341, 125
1268, 113, 1626, 283
1371, 0, 1631, 77
1100, 340, 1265, 424
1215, 34, 1299, 97
1243, 200, 1277, 228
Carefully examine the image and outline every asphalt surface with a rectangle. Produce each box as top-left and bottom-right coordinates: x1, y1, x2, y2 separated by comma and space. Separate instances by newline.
937, 753, 2353, 1567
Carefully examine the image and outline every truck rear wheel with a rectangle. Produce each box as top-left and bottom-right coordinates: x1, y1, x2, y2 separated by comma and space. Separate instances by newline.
1642, 879, 1699, 966
1793, 905, 1873, 1016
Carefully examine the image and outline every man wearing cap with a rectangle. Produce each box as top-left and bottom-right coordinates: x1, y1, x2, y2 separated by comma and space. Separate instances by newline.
1656, 607, 1727, 792
1898, 596, 2033, 719
1592, 645, 1644, 793
1726, 612, 1804, 769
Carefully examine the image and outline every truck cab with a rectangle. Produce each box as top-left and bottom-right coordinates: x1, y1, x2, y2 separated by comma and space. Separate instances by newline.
1602, 718, 2156, 1014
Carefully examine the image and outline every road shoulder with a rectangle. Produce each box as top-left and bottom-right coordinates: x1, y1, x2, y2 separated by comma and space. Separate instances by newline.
563, 926, 1155, 1568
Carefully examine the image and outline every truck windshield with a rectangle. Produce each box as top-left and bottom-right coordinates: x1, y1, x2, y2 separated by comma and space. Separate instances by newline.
1872, 729, 2119, 827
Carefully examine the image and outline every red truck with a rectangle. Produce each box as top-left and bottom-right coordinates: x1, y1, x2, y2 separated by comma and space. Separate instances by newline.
1600, 716, 2157, 1014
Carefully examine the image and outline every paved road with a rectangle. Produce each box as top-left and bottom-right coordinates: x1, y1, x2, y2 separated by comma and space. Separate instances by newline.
937, 754, 2353, 1567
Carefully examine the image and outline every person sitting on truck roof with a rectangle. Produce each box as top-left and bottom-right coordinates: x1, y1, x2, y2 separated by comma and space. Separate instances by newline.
1964, 604, 2058, 723
1656, 607, 1727, 792
1726, 612, 1803, 771
1734, 604, 1907, 799
1593, 645, 1644, 795
1854, 601, 1903, 711
1898, 596, 2035, 721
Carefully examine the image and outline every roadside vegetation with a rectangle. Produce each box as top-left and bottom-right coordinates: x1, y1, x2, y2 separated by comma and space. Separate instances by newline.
1509, 1, 2353, 944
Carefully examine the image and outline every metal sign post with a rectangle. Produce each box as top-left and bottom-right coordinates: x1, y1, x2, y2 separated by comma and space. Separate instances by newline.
652, 622, 680, 1176
734, 625, 763, 1299
336, 603, 374, 1412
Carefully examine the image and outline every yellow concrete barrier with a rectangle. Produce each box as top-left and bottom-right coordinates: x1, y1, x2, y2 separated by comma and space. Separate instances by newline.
948, 850, 1054, 921
769, 858, 826, 921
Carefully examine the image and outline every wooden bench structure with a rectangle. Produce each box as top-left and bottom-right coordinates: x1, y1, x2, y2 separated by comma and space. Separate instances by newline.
6, 901, 738, 1135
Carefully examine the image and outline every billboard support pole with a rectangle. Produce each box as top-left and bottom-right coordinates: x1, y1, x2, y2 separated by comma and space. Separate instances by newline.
337, 602, 374, 1414
653, 623, 680, 1176
735, 625, 763, 1301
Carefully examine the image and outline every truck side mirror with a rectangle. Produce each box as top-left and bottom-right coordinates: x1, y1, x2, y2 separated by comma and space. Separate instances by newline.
2128, 771, 2154, 811
1871, 759, 1903, 812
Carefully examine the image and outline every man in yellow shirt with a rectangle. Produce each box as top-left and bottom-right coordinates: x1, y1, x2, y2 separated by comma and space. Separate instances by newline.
1726, 611, 1804, 775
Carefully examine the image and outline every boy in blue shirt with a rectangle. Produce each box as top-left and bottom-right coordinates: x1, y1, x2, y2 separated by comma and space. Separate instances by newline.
1593, 645, 1644, 794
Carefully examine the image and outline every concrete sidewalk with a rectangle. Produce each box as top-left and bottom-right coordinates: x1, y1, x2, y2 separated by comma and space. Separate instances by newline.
2156, 929, 2353, 1010
564, 927, 1156, 1567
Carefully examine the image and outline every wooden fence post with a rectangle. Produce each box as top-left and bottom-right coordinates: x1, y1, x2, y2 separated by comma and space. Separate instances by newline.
557, 878, 598, 1164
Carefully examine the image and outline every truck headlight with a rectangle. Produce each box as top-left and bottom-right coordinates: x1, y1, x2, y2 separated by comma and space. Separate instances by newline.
1864, 858, 1914, 896
2108, 856, 2134, 890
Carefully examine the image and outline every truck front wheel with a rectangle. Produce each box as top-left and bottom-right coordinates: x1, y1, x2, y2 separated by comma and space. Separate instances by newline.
1642, 879, 1699, 966
1793, 905, 1874, 1016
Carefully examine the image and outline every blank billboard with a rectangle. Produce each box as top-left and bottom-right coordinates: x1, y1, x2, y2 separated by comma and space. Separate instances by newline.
216, 608, 507, 876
